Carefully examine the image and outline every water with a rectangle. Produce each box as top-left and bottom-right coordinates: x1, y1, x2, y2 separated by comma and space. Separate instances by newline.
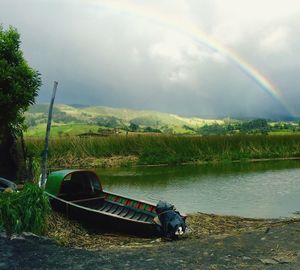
95, 160, 300, 218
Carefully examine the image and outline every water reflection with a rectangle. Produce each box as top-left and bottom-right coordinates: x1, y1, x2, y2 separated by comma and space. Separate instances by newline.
95, 160, 300, 218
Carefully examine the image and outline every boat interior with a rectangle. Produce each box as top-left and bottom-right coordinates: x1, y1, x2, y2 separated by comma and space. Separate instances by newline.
58, 171, 103, 201
57, 171, 155, 222
73, 197, 155, 222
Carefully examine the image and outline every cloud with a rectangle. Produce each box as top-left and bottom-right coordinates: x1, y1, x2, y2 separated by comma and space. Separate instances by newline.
0, 0, 300, 118
259, 27, 291, 54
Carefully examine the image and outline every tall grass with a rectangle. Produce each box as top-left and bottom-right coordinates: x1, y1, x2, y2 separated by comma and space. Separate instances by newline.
0, 184, 51, 235
25, 134, 300, 166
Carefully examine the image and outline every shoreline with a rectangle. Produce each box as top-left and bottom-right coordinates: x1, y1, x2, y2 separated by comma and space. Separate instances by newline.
2, 212, 300, 269
45, 211, 300, 251
48, 155, 300, 170
26, 134, 300, 170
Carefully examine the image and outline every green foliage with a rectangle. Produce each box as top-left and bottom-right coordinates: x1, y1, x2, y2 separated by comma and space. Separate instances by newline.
0, 183, 50, 235
199, 124, 228, 135
129, 122, 139, 132
95, 116, 125, 128
143, 126, 161, 133
197, 119, 298, 135
32, 157, 42, 183
183, 125, 196, 132
239, 119, 270, 134
130, 116, 161, 127
0, 26, 41, 137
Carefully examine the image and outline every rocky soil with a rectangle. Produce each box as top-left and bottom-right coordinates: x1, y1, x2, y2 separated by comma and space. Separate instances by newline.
1, 213, 300, 269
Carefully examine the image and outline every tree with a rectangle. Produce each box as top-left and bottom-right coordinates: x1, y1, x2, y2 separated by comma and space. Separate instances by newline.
0, 26, 41, 179
129, 122, 139, 132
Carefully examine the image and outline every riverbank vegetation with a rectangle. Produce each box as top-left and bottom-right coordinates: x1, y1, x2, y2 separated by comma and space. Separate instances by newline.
25, 134, 300, 168
0, 26, 41, 180
0, 183, 50, 235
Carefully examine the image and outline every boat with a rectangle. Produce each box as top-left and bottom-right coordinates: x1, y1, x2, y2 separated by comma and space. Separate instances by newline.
0, 177, 17, 192
43, 169, 183, 236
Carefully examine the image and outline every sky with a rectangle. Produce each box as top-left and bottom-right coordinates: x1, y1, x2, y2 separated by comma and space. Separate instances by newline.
0, 0, 300, 119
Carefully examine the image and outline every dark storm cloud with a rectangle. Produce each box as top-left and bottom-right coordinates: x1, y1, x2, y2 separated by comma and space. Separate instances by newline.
0, 0, 299, 118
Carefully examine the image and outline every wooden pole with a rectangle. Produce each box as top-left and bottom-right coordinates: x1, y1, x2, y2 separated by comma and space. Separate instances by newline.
40, 81, 58, 188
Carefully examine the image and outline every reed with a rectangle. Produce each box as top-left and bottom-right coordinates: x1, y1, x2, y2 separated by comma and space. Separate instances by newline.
25, 134, 300, 166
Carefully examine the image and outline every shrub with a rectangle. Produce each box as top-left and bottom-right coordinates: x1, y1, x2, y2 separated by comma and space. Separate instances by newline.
0, 183, 51, 235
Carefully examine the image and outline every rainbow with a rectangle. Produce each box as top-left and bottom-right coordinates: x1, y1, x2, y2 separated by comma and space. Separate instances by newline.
86, 0, 297, 118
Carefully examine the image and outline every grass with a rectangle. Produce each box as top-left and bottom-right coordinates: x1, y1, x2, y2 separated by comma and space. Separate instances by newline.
25, 123, 101, 137
25, 134, 300, 167
0, 183, 51, 235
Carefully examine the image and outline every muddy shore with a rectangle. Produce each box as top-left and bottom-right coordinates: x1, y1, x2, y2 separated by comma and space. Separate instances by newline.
1, 213, 300, 269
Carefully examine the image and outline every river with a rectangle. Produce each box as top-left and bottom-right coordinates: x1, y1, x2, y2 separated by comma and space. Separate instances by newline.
96, 160, 300, 218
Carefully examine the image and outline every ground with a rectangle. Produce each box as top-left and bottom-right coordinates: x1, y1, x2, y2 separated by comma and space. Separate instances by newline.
1, 213, 300, 269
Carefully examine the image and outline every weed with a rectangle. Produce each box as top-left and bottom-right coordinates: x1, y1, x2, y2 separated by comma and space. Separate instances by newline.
0, 183, 51, 235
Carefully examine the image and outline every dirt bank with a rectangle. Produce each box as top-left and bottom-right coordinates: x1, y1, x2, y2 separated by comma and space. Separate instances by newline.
45, 212, 300, 251
0, 216, 300, 269
1, 213, 300, 269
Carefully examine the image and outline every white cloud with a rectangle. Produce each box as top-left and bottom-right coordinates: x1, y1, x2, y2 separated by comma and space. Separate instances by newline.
259, 27, 291, 54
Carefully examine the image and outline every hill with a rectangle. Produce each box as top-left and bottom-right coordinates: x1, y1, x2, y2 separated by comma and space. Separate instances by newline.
24, 104, 224, 136
24, 104, 300, 137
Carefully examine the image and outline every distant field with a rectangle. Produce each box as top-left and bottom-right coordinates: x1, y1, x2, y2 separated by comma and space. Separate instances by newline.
24, 104, 226, 137
25, 123, 103, 137
25, 104, 300, 137
25, 124, 300, 138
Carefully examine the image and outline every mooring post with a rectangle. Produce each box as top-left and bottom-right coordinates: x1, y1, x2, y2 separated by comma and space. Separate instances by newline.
41, 81, 58, 188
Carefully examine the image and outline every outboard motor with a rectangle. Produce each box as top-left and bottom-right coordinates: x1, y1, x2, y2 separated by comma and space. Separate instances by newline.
155, 200, 187, 239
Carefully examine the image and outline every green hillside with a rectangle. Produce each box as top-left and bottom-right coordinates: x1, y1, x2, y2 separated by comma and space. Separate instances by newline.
24, 104, 224, 137
24, 104, 300, 137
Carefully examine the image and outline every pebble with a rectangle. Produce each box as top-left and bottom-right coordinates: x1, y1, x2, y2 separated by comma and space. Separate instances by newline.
21, 232, 39, 238
10, 234, 25, 241
242, 256, 251, 261
0, 232, 7, 238
260, 258, 278, 265
0, 263, 7, 268
150, 238, 161, 243
273, 257, 293, 264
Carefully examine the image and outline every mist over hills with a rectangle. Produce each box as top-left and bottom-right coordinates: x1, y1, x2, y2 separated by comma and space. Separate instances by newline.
26, 103, 224, 129
25, 104, 300, 137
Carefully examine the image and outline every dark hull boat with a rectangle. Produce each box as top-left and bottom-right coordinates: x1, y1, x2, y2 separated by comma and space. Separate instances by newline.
0, 177, 17, 192
44, 170, 162, 236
